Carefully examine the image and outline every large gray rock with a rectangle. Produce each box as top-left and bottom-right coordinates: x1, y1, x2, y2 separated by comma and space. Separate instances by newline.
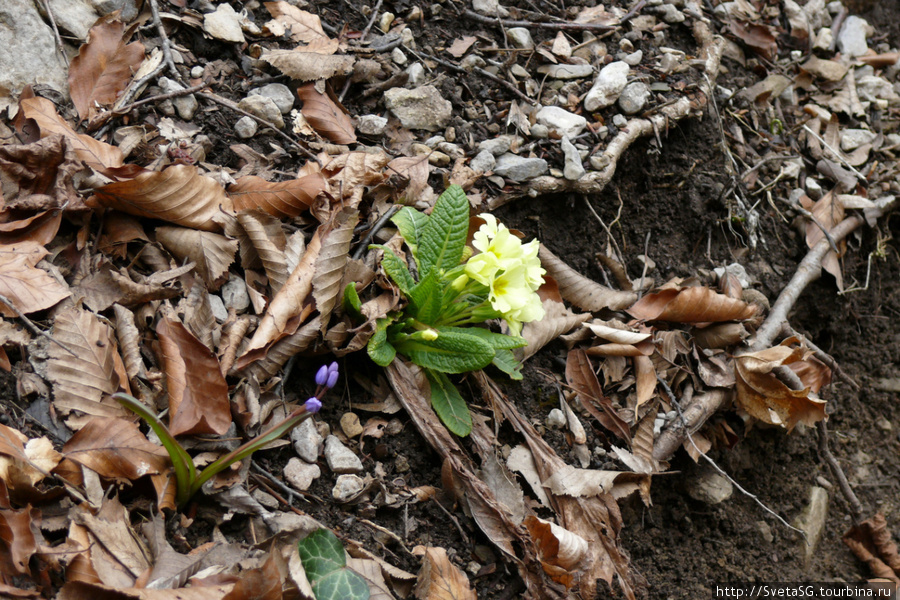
46, 0, 100, 40
493, 154, 548, 182
384, 85, 452, 132
584, 61, 630, 112
535, 106, 587, 139
0, 0, 70, 96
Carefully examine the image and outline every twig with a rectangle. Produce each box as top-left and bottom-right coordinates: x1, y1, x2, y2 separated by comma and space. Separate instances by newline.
801, 125, 867, 183
340, 0, 383, 102
90, 83, 208, 131
39, 0, 68, 67
148, 0, 181, 80
656, 376, 807, 538
462, 8, 614, 32
352, 205, 400, 260
817, 420, 864, 525
405, 47, 537, 106
782, 324, 860, 390
250, 471, 307, 516
198, 91, 320, 163
776, 195, 840, 255
0, 294, 76, 357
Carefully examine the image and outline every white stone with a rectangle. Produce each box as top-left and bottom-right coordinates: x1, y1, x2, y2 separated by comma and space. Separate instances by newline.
623, 49, 643, 66
0, 0, 69, 96
612, 113, 628, 127
841, 128, 876, 151
291, 418, 323, 463
324, 435, 363, 474
221, 274, 250, 312
384, 85, 452, 132
493, 154, 548, 182
857, 75, 896, 103
391, 47, 408, 65
237, 95, 284, 129
191, 66, 205, 79
234, 116, 258, 138
46, 0, 100, 40
470, 150, 496, 173
535, 106, 587, 139
794, 486, 829, 566
208, 295, 228, 322
837, 16, 868, 58
472, 0, 509, 18
284, 457, 321, 491
478, 136, 512, 156
203, 3, 246, 43
654, 3, 685, 23
813, 27, 833, 51
584, 61, 630, 111
507, 27, 534, 49
618, 82, 651, 114
686, 467, 733, 504
546, 408, 566, 429
561, 136, 585, 181
357, 114, 388, 136
537, 64, 594, 79
530, 124, 549, 139
806, 178, 823, 200
332, 474, 365, 502
406, 63, 425, 86
713, 263, 752, 288
250, 83, 294, 114
159, 77, 198, 121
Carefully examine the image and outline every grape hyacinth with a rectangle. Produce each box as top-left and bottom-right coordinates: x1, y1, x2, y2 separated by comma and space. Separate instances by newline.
306, 361, 338, 414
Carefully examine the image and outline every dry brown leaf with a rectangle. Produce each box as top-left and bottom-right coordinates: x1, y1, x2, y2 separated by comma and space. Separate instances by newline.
313, 208, 358, 326
47, 306, 130, 426
296, 84, 356, 145
91, 164, 234, 232
69, 17, 145, 122
228, 173, 327, 219
843, 513, 900, 586
628, 286, 757, 323
521, 298, 590, 360
223, 551, 283, 600
20, 97, 123, 171
543, 465, 649, 502
321, 151, 390, 199
58, 581, 235, 599
0, 242, 71, 317
0, 504, 41, 576
727, 21, 777, 60
583, 321, 650, 344
0, 135, 82, 210
805, 190, 845, 291
633, 354, 657, 411
180, 284, 217, 351
239, 315, 322, 380
734, 343, 827, 430
112, 304, 146, 381
345, 556, 395, 600
692, 322, 749, 349
63, 417, 170, 484
565, 349, 631, 442
789, 355, 832, 394
264, 1, 330, 43
538, 245, 637, 312
447, 36, 477, 58
155, 227, 238, 290
387, 155, 432, 203
261, 48, 355, 82
0, 211, 63, 248
157, 316, 231, 436
523, 516, 591, 588
413, 546, 477, 600
233, 210, 289, 293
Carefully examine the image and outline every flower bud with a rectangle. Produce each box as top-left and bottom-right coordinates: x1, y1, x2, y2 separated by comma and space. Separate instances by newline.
326, 363, 339, 389
420, 328, 439, 341
304, 397, 322, 413
315, 365, 329, 386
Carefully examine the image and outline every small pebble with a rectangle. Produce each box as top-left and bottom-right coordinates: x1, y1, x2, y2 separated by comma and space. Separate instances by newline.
190, 66, 205, 78
876, 417, 892, 431
333, 474, 365, 502
234, 116, 258, 139
208, 295, 228, 322
340, 412, 364, 438
546, 408, 566, 429
391, 47, 408, 65
284, 457, 321, 491
357, 114, 387, 136
815, 475, 833, 490
324, 435, 364, 474
530, 124, 549, 139
395, 455, 410, 473
612, 114, 628, 127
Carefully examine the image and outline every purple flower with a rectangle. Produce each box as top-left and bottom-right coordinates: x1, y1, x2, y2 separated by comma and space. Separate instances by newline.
315, 364, 329, 386
304, 397, 323, 414
326, 362, 339, 389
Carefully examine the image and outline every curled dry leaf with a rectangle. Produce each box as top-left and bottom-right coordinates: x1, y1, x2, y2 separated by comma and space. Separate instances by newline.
520, 299, 590, 360
62, 417, 170, 484
296, 84, 357, 145
20, 97, 123, 171
805, 190, 845, 291
0, 135, 81, 210
322, 151, 390, 199
313, 208, 359, 326
91, 164, 234, 232
230, 209, 288, 289
692, 322, 749, 349
387, 155, 432, 203
565, 349, 631, 442
0, 504, 42, 576
633, 354, 657, 411
734, 343, 827, 431
112, 304, 146, 381
523, 516, 591, 588
538, 245, 637, 312
261, 48, 355, 83
155, 227, 238, 290
0, 242, 71, 318
583, 321, 650, 345
228, 173, 328, 219
412, 546, 477, 600
627, 286, 757, 323
157, 317, 231, 436
543, 465, 650, 502
264, 1, 330, 43
843, 513, 900, 586
727, 20, 778, 60
68, 17, 145, 122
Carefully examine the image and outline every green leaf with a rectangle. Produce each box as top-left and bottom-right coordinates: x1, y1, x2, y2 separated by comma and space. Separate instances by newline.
491, 349, 524, 380
312, 570, 370, 600
409, 270, 442, 324
455, 327, 528, 350
425, 369, 472, 436
417, 185, 469, 279
391, 206, 429, 259
396, 329, 494, 373
342, 283, 363, 321
371, 245, 415, 295
297, 529, 347, 582
367, 317, 397, 366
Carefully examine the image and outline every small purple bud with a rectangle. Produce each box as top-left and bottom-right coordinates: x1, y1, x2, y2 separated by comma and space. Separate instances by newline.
326, 368, 339, 390
328, 361, 339, 375
304, 397, 322, 414
315, 364, 329, 386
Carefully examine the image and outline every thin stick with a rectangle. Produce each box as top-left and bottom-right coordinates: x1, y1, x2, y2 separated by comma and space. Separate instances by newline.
776, 195, 840, 255
91, 83, 208, 131
801, 125, 867, 183
40, 0, 68, 67
148, 0, 181, 80
198, 91, 320, 163
462, 8, 614, 32
352, 205, 400, 260
782, 324, 860, 390
817, 420, 864, 525
340, 0, 383, 102
0, 294, 76, 357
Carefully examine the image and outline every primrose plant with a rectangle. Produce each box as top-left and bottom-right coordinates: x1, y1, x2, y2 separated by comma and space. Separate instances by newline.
366, 185, 544, 436
114, 362, 339, 507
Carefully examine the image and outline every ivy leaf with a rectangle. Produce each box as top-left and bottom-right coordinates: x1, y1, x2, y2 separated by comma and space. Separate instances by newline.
372, 245, 415, 295
367, 317, 397, 367
397, 329, 494, 373
417, 185, 469, 279
391, 206, 429, 260
298, 528, 370, 600
312, 570, 370, 600
425, 369, 473, 437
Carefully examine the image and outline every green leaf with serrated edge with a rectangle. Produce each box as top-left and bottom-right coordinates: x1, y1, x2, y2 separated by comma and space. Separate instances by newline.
297, 529, 346, 583
397, 329, 494, 373
391, 206, 429, 259
417, 185, 469, 279
409, 270, 442, 324
342, 283, 363, 321
371, 245, 415, 295
367, 317, 397, 366
492, 348, 523, 380
453, 326, 527, 350
311, 569, 370, 600
425, 369, 472, 436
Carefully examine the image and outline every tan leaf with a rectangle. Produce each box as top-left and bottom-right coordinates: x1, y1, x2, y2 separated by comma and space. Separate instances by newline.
633, 354, 657, 411
321, 151, 390, 197
805, 190, 845, 291
47, 307, 129, 426
261, 48, 355, 82
228, 173, 327, 218
789, 355, 832, 395
155, 227, 238, 290
68, 17, 145, 122
0, 426, 61, 491
296, 84, 356, 144
72, 497, 149, 584
112, 304, 146, 380
20, 97, 123, 171
538, 245, 637, 312
239, 315, 322, 380
0, 211, 63, 248
446, 36, 477, 58
223, 551, 283, 600
63, 418, 169, 483
627, 286, 757, 323
90, 164, 234, 232
734, 343, 827, 430
0, 135, 81, 210
565, 349, 631, 441
157, 317, 231, 436
0, 243, 71, 317
412, 546, 477, 600
58, 581, 235, 599
727, 20, 777, 60
346, 556, 396, 600
313, 208, 359, 325
520, 298, 590, 360
583, 321, 650, 344
524, 516, 591, 588
233, 210, 289, 292
387, 155, 432, 203
0, 505, 42, 576
543, 465, 650, 501
264, 1, 330, 43
692, 322, 749, 349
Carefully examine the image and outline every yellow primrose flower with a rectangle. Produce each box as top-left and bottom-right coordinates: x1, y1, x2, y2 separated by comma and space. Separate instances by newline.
488, 263, 532, 314
465, 248, 501, 286
473, 214, 525, 270
520, 239, 545, 289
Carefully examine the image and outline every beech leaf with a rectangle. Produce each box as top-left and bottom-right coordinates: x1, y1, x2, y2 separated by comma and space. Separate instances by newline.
264, 1, 330, 43
565, 349, 631, 442
313, 209, 359, 326
155, 227, 238, 290
412, 546, 477, 600
0, 243, 71, 318
520, 299, 590, 360
538, 245, 637, 312
228, 173, 328, 218
62, 417, 170, 483
627, 286, 758, 323
296, 84, 357, 144
261, 48, 355, 82
523, 516, 591, 588
233, 210, 290, 293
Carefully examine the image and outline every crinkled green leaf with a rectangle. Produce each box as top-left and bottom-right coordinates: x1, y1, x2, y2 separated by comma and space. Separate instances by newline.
492, 348, 524, 380
397, 329, 494, 373
425, 369, 472, 437
367, 317, 397, 367
342, 283, 363, 322
417, 185, 469, 279
456, 327, 527, 350
410, 270, 442, 324
372, 244, 415, 295
297, 529, 346, 582
391, 206, 429, 260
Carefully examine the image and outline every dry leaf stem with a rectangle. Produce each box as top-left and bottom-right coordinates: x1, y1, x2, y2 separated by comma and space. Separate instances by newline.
339, 0, 383, 102
38, 0, 68, 67
0, 293, 77, 357
782, 324, 860, 390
